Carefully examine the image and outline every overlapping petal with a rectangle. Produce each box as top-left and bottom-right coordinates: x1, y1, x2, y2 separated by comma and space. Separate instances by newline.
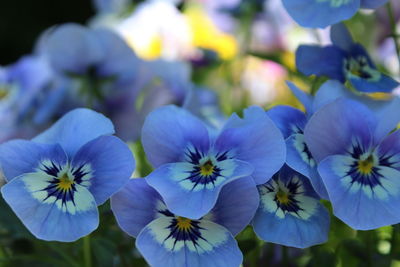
142, 105, 210, 167
215, 106, 286, 185
33, 108, 115, 158
0, 140, 67, 182
72, 135, 135, 205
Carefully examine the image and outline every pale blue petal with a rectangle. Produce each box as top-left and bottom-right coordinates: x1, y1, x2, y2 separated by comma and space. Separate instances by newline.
0, 140, 67, 182
41, 23, 103, 74
33, 108, 115, 158
312, 80, 353, 112
215, 106, 286, 185
146, 160, 253, 219
266, 105, 307, 138
136, 217, 242, 267
72, 135, 135, 205
142, 105, 210, 168
207, 177, 259, 236
286, 82, 313, 114
374, 97, 400, 141
252, 168, 329, 248
304, 98, 376, 162
111, 178, 162, 237
1, 173, 98, 241
319, 155, 400, 229
253, 204, 329, 248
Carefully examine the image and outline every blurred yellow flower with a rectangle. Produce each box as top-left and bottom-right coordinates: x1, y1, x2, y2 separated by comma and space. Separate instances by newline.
184, 5, 237, 60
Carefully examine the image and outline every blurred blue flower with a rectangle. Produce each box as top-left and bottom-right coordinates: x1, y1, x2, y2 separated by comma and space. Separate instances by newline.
252, 165, 330, 248
142, 105, 285, 219
111, 177, 259, 267
0, 108, 135, 241
37, 23, 140, 108
110, 59, 193, 141
0, 55, 61, 142
305, 98, 400, 230
282, 0, 388, 28
296, 24, 399, 93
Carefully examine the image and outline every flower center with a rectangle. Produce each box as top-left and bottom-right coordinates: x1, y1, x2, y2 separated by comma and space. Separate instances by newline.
56, 173, 74, 191
200, 160, 215, 176
0, 88, 9, 100
176, 217, 192, 231
276, 188, 290, 205
357, 155, 374, 175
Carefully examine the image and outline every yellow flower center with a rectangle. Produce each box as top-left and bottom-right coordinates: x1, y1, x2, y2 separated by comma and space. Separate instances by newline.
176, 217, 192, 231
200, 160, 214, 176
276, 189, 290, 205
357, 156, 374, 175
0, 88, 9, 100
57, 173, 74, 191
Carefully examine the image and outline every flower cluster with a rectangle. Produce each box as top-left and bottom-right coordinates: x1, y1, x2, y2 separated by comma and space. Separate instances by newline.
1, 0, 400, 266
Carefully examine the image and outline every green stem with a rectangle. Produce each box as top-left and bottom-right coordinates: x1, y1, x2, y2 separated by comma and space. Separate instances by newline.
83, 235, 92, 267
387, 1, 400, 72
281, 245, 289, 267
390, 224, 399, 262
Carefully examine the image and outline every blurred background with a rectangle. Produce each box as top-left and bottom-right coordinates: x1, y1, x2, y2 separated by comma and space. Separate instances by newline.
1, 0, 400, 266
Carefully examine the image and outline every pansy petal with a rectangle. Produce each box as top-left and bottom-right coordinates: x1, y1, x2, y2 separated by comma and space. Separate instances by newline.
253, 203, 329, 248
377, 130, 400, 171
215, 106, 286, 185
286, 82, 313, 115
312, 80, 352, 112
146, 160, 253, 219
371, 97, 400, 142
40, 23, 103, 74
72, 135, 135, 205
33, 108, 115, 158
282, 0, 360, 28
330, 23, 354, 51
207, 177, 259, 236
267, 105, 307, 138
142, 105, 210, 168
136, 217, 242, 267
296, 45, 346, 82
349, 73, 399, 93
304, 98, 376, 162
0, 140, 67, 182
252, 168, 329, 248
111, 178, 162, 237
1, 173, 98, 242
286, 134, 314, 177
286, 134, 329, 199
319, 155, 400, 229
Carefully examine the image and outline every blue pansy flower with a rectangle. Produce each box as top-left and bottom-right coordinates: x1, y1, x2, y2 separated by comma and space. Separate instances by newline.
296, 24, 399, 93
142, 105, 286, 219
305, 98, 400, 229
111, 177, 259, 267
267, 80, 354, 199
252, 165, 330, 248
282, 0, 388, 28
0, 108, 135, 241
